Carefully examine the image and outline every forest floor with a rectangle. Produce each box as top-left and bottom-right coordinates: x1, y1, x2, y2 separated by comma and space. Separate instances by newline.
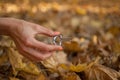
0, 0, 120, 80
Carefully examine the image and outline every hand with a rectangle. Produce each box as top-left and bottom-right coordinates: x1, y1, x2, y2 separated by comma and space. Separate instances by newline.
7, 18, 63, 61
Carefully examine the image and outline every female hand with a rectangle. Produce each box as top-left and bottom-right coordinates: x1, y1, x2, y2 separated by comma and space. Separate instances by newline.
0, 18, 63, 62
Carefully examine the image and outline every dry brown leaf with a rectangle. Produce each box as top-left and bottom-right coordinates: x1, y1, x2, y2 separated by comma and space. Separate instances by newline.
61, 72, 81, 80
108, 27, 120, 37
41, 51, 68, 72
84, 64, 120, 80
113, 40, 120, 54
0, 49, 8, 65
62, 37, 90, 53
62, 41, 81, 52
9, 77, 20, 80
8, 48, 40, 76
18, 71, 47, 80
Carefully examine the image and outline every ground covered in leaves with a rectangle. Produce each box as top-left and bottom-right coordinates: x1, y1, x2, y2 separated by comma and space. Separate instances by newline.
0, 0, 120, 80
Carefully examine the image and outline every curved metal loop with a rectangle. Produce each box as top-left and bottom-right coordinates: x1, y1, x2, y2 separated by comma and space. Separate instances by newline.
53, 34, 63, 46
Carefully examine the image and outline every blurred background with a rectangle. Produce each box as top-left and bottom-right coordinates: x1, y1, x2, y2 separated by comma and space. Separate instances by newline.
0, 0, 120, 80
0, 0, 120, 37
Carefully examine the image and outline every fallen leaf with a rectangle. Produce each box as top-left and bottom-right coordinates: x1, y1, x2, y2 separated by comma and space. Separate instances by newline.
62, 41, 81, 53
17, 71, 47, 80
84, 64, 120, 80
61, 72, 81, 80
8, 48, 40, 76
41, 51, 68, 71
60, 63, 87, 72
75, 6, 87, 15
9, 77, 20, 80
0, 48, 9, 65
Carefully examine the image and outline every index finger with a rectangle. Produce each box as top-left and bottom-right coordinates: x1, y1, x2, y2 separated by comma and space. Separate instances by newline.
30, 38, 63, 52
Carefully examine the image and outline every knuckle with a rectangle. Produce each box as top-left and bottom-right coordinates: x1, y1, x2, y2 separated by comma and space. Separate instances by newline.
25, 39, 31, 46
48, 31, 53, 36
39, 54, 51, 61
48, 45, 55, 51
35, 25, 40, 30
46, 29, 50, 33
40, 56, 46, 60
42, 46, 50, 51
42, 54, 52, 60
44, 48, 49, 52
33, 54, 45, 61
44, 29, 53, 35
30, 56, 38, 61
21, 47, 27, 53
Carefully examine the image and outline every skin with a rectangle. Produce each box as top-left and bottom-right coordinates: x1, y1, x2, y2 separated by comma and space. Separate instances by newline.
0, 18, 63, 62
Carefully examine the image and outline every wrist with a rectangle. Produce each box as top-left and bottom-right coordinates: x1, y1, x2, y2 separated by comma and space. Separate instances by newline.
0, 18, 21, 36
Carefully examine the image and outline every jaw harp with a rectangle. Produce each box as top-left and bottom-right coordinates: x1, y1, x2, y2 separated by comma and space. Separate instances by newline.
53, 34, 72, 46
53, 34, 63, 46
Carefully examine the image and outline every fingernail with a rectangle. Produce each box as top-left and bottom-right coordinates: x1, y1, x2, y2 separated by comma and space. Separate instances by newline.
54, 32, 60, 35
59, 47, 63, 50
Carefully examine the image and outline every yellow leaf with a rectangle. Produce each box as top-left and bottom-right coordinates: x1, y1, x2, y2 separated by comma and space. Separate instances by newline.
18, 71, 47, 80
75, 6, 86, 15
8, 48, 40, 76
62, 72, 81, 80
60, 63, 88, 72
60, 57, 100, 72
37, 73, 47, 80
